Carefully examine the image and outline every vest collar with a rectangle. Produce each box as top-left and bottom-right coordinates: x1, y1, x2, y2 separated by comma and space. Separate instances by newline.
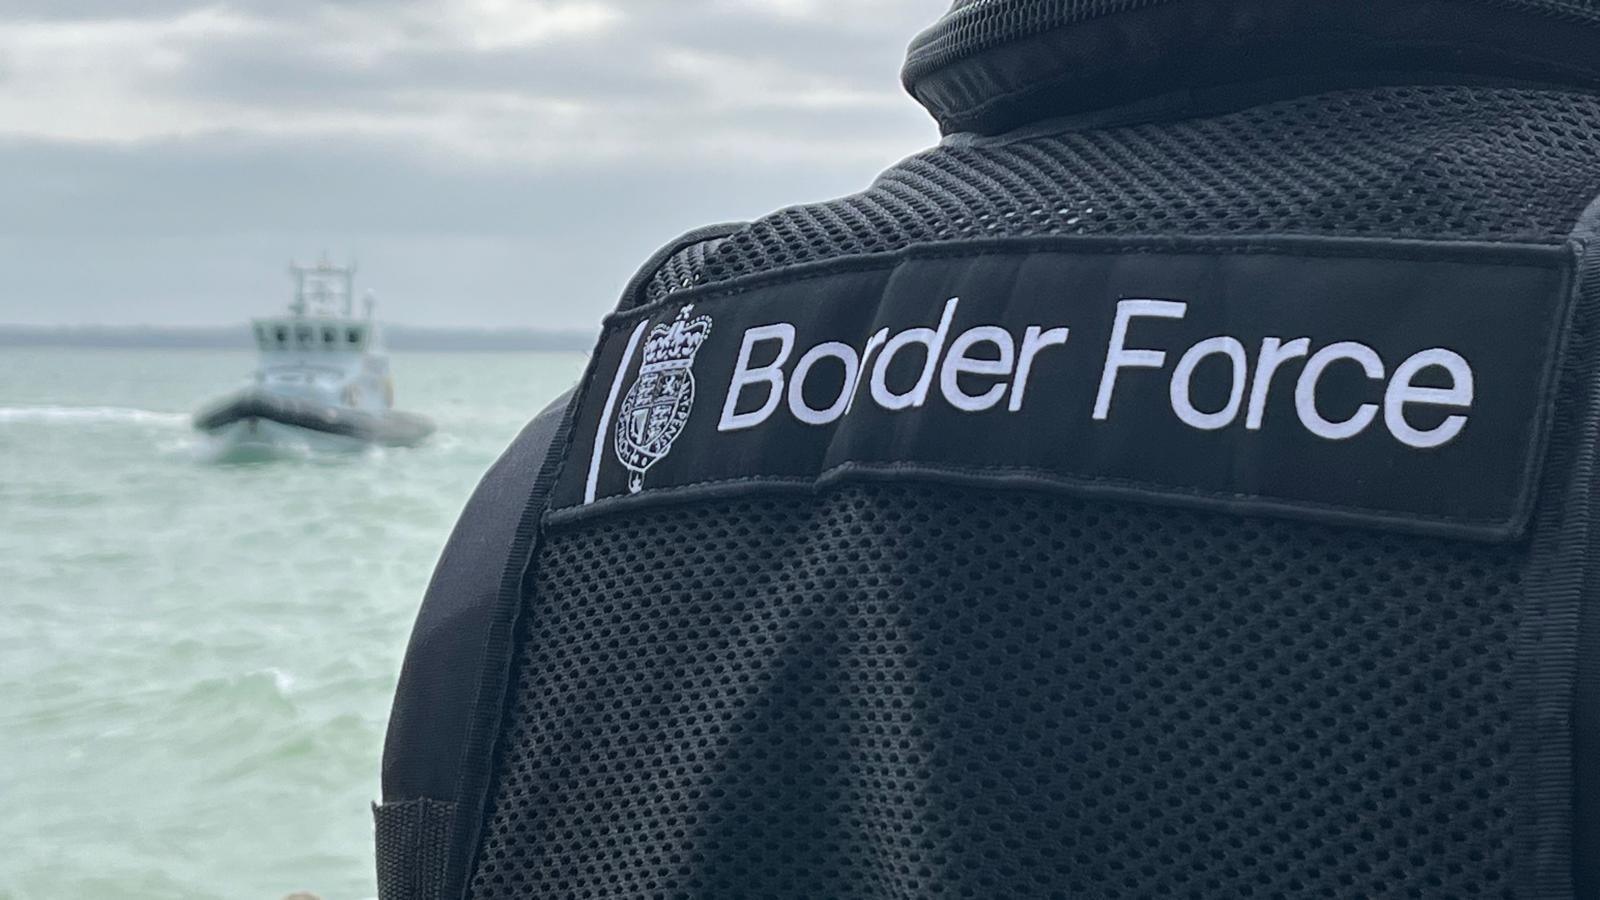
904, 0, 1600, 135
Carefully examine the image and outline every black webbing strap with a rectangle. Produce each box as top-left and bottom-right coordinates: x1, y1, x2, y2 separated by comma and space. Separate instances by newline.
434, 223, 749, 900
374, 399, 569, 900
1511, 190, 1600, 900
375, 799, 455, 900
1563, 191, 1600, 900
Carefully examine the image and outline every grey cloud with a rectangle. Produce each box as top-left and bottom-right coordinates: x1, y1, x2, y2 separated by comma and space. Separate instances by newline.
4, 0, 201, 19
0, 133, 902, 238
0, 131, 911, 327
157, 3, 934, 138
5, 0, 394, 19
0, 0, 948, 327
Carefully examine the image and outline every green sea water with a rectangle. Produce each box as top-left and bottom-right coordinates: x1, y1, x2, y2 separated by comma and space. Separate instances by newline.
0, 347, 588, 900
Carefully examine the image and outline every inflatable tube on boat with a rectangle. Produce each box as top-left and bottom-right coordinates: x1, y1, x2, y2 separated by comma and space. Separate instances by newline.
194, 390, 435, 447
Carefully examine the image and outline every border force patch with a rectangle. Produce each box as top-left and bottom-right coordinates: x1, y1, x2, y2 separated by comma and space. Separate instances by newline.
554, 237, 1579, 541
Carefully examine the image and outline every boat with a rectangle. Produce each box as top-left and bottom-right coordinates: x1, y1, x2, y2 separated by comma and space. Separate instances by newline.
194, 258, 435, 456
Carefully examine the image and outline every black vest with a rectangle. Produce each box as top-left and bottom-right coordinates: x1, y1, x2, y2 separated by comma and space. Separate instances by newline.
379, 3, 1600, 897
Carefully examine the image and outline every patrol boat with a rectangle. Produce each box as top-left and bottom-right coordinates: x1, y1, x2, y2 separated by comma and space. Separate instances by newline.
193, 259, 434, 455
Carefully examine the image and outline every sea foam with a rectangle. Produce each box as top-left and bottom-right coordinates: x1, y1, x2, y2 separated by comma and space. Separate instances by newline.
0, 405, 189, 426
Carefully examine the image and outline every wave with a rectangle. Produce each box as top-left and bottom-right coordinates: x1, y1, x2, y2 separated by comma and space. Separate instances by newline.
0, 405, 189, 426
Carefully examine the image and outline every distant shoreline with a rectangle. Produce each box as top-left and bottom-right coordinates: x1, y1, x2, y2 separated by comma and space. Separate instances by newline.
0, 325, 595, 352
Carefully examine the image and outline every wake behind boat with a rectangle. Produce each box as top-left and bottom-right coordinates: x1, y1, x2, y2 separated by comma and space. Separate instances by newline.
194, 259, 434, 457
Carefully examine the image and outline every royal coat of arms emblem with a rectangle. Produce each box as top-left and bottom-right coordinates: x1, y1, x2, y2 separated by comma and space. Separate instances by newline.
615, 306, 713, 493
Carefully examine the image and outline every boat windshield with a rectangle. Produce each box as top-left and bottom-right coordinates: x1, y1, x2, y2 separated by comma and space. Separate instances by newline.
254, 322, 367, 351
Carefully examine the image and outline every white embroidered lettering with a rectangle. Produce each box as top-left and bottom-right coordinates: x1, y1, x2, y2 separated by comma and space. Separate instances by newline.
1296, 341, 1384, 440
1246, 337, 1312, 430
940, 326, 1016, 413
1094, 299, 1188, 420
1384, 348, 1474, 449
871, 297, 960, 411
718, 323, 795, 432
788, 341, 861, 426
1009, 326, 1070, 412
1170, 336, 1249, 431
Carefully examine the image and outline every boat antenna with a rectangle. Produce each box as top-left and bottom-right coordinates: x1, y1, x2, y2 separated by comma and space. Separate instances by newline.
289, 261, 307, 316
364, 291, 377, 320
345, 256, 358, 317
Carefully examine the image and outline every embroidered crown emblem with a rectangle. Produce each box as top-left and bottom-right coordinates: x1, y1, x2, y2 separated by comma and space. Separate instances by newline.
640, 307, 712, 371
615, 306, 713, 494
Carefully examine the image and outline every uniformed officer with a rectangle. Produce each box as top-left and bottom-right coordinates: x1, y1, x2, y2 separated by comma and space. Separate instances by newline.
378, 3, 1600, 897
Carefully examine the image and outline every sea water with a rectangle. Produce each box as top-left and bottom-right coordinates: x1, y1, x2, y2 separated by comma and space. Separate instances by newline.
0, 347, 587, 900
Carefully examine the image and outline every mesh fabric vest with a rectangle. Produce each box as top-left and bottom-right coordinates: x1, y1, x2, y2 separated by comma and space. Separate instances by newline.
379, 3, 1600, 898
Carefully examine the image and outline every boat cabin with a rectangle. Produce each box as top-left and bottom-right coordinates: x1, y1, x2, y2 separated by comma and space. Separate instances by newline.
243, 258, 393, 411
251, 259, 378, 356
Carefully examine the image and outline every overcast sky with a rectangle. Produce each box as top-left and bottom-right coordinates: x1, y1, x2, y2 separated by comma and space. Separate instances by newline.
0, 0, 943, 329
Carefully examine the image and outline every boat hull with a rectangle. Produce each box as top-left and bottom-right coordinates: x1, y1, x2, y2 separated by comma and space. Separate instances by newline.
193, 391, 435, 450
201, 417, 368, 461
